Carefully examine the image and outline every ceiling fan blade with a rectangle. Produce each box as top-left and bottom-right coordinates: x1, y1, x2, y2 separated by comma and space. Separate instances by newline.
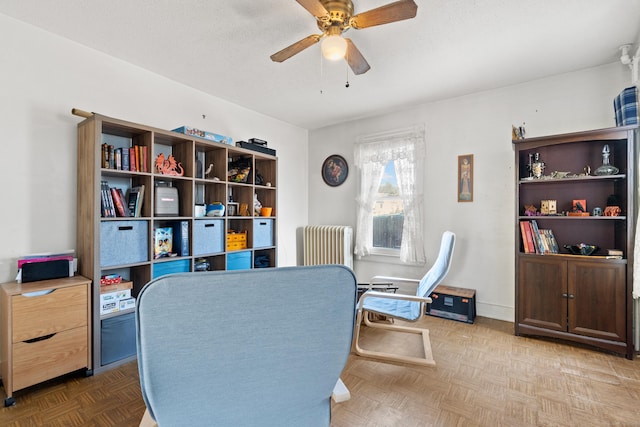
345, 38, 371, 75
350, 0, 418, 29
270, 34, 322, 62
296, 0, 329, 18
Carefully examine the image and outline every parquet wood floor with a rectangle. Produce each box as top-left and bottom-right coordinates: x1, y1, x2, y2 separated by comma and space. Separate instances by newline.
1, 316, 638, 426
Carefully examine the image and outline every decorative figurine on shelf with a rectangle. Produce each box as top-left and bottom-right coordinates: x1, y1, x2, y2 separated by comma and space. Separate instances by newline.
605, 194, 621, 216
531, 153, 545, 179
540, 200, 557, 215
527, 153, 534, 178
604, 206, 621, 216
253, 193, 262, 216
512, 123, 526, 140
595, 144, 619, 176
155, 153, 184, 176
568, 199, 590, 216
524, 204, 540, 216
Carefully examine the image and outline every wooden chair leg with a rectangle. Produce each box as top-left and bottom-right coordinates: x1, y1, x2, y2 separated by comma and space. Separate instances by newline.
353, 309, 436, 367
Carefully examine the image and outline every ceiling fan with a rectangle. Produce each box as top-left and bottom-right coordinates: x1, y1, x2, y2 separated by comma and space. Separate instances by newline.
270, 0, 418, 75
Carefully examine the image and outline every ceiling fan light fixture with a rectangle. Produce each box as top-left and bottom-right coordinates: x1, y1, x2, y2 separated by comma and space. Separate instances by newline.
321, 35, 347, 61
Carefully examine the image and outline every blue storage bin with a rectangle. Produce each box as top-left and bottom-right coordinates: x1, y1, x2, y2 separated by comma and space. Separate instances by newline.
227, 251, 252, 270
253, 219, 274, 248
101, 312, 136, 365
101, 220, 148, 267
193, 219, 224, 256
153, 259, 191, 278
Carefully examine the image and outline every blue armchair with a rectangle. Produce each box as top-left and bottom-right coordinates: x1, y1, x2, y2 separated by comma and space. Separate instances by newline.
136, 265, 357, 427
353, 231, 456, 366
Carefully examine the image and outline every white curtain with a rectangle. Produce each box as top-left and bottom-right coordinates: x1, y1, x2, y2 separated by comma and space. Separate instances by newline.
354, 125, 426, 264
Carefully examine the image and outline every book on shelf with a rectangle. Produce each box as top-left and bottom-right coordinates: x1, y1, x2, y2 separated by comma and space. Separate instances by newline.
529, 220, 544, 254
127, 185, 145, 217
135, 145, 141, 172
154, 227, 173, 258
116, 188, 128, 215
122, 148, 130, 171
173, 220, 189, 257
142, 145, 148, 173
544, 229, 559, 254
100, 144, 149, 172
519, 221, 534, 253
114, 148, 121, 170
101, 180, 116, 218
520, 220, 559, 254
537, 229, 556, 254
108, 145, 115, 169
129, 147, 137, 172
110, 187, 129, 217
101, 144, 109, 168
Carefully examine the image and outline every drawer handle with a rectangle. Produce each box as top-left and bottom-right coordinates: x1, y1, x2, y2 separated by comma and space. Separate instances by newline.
24, 333, 56, 344
259, 222, 267, 225
22, 289, 55, 298
205, 223, 216, 228
118, 226, 134, 231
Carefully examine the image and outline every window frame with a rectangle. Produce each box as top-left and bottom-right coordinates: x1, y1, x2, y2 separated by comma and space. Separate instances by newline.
354, 125, 426, 265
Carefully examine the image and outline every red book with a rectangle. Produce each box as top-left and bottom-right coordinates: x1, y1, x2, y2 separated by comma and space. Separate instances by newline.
110, 187, 127, 217
129, 147, 137, 172
521, 221, 536, 254
519, 221, 530, 253
135, 146, 141, 172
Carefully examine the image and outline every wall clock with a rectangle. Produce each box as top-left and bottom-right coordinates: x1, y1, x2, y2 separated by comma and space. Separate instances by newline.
322, 154, 348, 187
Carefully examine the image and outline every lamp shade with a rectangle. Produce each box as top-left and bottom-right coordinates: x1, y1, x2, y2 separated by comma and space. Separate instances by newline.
321, 35, 347, 61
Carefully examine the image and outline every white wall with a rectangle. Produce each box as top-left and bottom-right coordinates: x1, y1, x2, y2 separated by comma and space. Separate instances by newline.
308, 63, 631, 321
0, 14, 309, 283
1, 12, 634, 323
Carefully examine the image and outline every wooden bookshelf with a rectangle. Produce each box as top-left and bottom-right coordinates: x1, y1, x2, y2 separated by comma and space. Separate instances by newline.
77, 114, 277, 373
513, 125, 636, 359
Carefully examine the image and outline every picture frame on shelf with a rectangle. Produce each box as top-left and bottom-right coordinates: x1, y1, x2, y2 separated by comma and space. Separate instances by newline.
227, 202, 239, 217
458, 154, 473, 202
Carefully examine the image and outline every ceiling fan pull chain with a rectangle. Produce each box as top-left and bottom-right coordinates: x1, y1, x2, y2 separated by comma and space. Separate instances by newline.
320, 52, 324, 94
345, 51, 350, 88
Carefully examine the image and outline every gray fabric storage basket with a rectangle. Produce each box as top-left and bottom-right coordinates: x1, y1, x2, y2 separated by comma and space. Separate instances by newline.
253, 218, 274, 248
100, 220, 148, 267
193, 219, 224, 256
101, 312, 136, 365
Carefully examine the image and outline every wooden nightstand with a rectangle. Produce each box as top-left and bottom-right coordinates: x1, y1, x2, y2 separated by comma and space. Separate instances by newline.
1, 275, 92, 406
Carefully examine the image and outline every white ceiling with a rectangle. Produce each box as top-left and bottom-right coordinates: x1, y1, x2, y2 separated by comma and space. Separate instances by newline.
1, 0, 639, 130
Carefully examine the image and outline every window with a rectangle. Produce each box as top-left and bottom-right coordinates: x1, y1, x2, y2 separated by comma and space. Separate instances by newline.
354, 125, 426, 264
372, 161, 403, 253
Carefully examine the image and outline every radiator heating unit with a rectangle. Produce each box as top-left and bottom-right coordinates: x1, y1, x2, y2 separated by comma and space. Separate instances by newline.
303, 225, 353, 269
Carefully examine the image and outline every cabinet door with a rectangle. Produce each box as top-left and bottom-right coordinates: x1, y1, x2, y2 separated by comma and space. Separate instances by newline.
518, 257, 567, 331
567, 260, 626, 341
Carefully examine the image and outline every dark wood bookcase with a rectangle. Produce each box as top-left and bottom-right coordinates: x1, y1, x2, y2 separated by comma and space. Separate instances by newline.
513, 125, 637, 359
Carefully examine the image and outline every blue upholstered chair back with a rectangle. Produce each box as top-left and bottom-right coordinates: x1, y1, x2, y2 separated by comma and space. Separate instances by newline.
416, 231, 456, 299
136, 265, 357, 427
